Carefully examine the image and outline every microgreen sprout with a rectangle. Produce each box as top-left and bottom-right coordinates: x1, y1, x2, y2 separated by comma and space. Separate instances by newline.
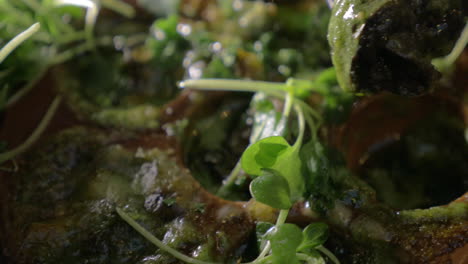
118, 72, 341, 263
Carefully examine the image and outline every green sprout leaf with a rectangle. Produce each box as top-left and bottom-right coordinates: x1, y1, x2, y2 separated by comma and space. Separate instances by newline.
241, 136, 305, 201
241, 136, 289, 176
298, 222, 329, 252
250, 169, 292, 210
268, 223, 303, 264
255, 141, 289, 168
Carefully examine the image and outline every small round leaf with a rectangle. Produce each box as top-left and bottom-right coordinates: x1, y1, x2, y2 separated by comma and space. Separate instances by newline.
249, 169, 292, 210
241, 136, 290, 176
268, 223, 303, 264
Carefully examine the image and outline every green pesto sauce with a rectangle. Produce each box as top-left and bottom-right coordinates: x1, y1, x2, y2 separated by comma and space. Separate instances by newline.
399, 202, 468, 222
8, 128, 237, 263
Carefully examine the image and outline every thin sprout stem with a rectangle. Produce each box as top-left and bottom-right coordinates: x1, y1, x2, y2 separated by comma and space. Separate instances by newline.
2, 25, 49, 43
118, 206, 282, 264
84, 1, 99, 48
296, 100, 323, 124
260, 210, 289, 259
6, 35, 112, 109
245, 209, 290, 264
304, 110, 317, 142
116, 208, 220, 264
218, 105, 275, 197
317, 246, 340, 264
0, 96, 62, 164
275, 209, 289, 226
6, 68, 48, 108
443, 23, 468, 67
47, 0, 84, 35
179, 79, 288, 94
53, 0, 99, 46
293, 104, 305, 149
0, 23, 41, 64
282, 92, 294, 119
250, 117, 268, 143
433, 23, 468, 71
180, 79, 286, 102
254, 241, 271, 263
100, 0, 136, 18
217, 161, 243, 196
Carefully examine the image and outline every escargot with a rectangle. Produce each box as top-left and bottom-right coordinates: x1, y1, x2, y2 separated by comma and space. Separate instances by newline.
328, 0, 467, 95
